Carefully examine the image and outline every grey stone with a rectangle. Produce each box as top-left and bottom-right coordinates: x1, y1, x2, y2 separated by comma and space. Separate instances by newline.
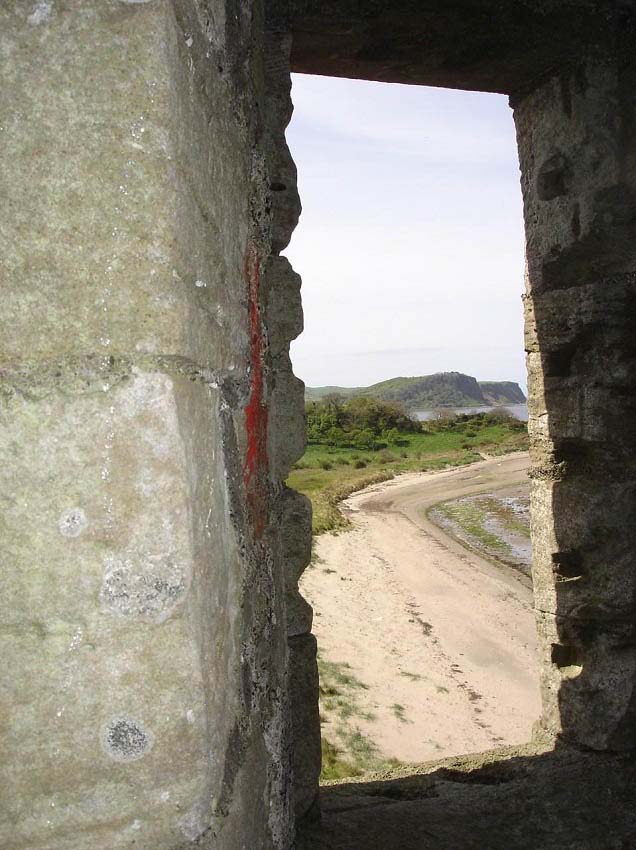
268, 357, 306, 480
0, 0, 250, 371
289, 634, 322, 822
0, 1, 293, 847
0, 368, 240, 849
280, 488, 313, 583
3, 0, 636, 847
286, 587, 314, 638
265, 256, 304, 357
515, 58, 636, 753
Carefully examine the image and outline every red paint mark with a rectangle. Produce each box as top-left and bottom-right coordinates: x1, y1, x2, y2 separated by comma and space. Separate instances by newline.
243, 243, 268, 537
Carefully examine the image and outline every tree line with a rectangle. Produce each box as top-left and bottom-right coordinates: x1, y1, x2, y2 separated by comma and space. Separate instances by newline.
306, 395, 420, 450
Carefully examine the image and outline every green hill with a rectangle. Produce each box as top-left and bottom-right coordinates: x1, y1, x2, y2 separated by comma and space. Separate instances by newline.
305, 372, 526, 410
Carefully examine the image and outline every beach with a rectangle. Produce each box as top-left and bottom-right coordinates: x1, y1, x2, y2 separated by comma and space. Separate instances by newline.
300, 453, 540, 768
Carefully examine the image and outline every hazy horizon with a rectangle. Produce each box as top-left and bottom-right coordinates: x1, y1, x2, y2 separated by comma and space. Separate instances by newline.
304, 372, 526, 391
285, 74, 527, 392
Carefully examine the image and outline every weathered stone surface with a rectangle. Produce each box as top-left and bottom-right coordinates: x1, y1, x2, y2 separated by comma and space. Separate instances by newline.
289, 634, 322, 821
297, 745, 636, 850
286, 587, 314, 638
287, 0, 631, 95
264, 256, 304, 357
261, 27, 315, 824
0, 1, 294, 847
279, 488, 314, 636
0, 366, 244, 849
534, 611, 636, 750
515, 58, 636, 752
529, 476, 636, 620
264, 29, 302, 253
0, 0, 250, 370
268, 357, 306, 480
281, 488, 313, 585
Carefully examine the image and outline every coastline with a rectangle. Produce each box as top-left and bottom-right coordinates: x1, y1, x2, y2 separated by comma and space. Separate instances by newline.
300, 454, 540, 774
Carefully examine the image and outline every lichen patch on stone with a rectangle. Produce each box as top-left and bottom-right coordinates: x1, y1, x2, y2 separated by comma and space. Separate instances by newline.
102, 717, 153, 762
100, 555, 188, 622
178, 803, 209, 842
27, 2, 52, 25
58, 507, 87, 538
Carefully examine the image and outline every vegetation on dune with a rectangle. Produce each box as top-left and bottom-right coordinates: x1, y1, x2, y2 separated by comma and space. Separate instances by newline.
318, 656, 401, 781
288, 397, 528, 534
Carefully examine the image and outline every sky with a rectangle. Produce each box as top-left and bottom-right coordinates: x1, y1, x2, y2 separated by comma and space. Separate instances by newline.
284, 74, 528, 391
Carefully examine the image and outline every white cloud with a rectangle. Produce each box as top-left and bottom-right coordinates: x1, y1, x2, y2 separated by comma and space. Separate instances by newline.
290, 74, 517, 164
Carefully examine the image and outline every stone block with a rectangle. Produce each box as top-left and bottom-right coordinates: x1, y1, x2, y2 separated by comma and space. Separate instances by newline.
0, 366, 247, 849
278, 487, 313, 636
270, 140, 301, 254
286, 587, 313, 638
264, 256, 304, 357
517, 57, 636, 755
530, 478, 636, 620
263, 30, 300, 256
0, 0, 249, 370
288, 634, 321, 822
535, 612, 636, 751
268, 358, 306, 480
280, 488, 313, 583
515, 62, 626, 294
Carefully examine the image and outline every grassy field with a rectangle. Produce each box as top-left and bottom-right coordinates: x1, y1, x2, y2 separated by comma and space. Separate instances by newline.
288, 416, 528, 534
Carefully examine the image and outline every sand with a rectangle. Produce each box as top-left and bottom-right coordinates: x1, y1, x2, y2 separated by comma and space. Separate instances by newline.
300, 453, 541, 766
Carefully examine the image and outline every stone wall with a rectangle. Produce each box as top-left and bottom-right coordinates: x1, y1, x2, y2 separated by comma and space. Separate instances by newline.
0, 1, 299, 847
262, 24, 322, 821
2, 1, 635, 848
514, 56, 636, 751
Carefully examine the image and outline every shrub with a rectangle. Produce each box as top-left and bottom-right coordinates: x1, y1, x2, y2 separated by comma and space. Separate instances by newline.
353, 428, 376, 450
319, 459, 333, 470
384, 427, 400, 444
378, 450, 398, 464
353, 459, 366, 469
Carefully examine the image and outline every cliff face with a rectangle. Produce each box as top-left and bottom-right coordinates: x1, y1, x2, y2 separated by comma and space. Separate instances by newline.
306, 373, 526, 409
479, 381, 527, 405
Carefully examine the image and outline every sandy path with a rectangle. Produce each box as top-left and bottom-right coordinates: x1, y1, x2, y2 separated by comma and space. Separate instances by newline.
300, 453, 541, 765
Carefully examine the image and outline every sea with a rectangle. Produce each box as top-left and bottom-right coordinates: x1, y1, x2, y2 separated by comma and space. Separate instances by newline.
414, 403, 528, 422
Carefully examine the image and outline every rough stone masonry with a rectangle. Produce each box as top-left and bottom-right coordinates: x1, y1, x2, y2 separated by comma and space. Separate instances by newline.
0, 1, 308, 848
1, 1, 635, 849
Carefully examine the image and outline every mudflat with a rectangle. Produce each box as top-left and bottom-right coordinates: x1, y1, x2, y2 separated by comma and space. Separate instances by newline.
300, 453, 540, 769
